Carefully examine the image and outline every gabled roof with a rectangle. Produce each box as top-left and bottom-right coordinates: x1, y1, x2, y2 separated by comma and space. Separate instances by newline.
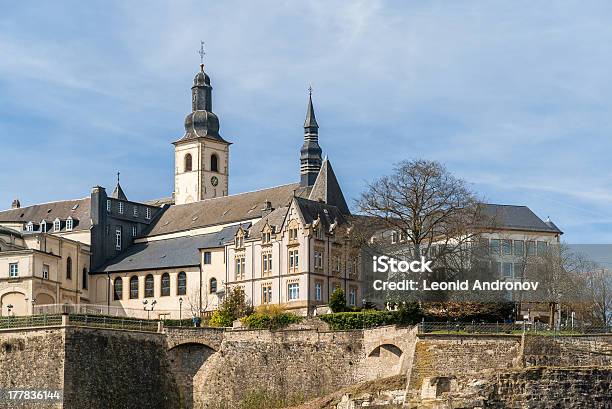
145, 183, 305, 237
294, 196, 347, 231
478, 204, 563, 234
96, 224, 248, 273
0, 198, 91, 232
248, 206, 289, 239
308, 159, 350, 215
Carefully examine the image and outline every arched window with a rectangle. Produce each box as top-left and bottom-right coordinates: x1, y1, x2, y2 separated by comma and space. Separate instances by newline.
82, 268, 88, 289
113, 278, 123, 300
177, 272, 187, 295
184, 153, 193, 172
161, 273, 170, 297
210, 278, 217, 294
210, 154, 218, 172
144, 274, 154, 298
129, 276, 139, 299
66, 257, 72, 280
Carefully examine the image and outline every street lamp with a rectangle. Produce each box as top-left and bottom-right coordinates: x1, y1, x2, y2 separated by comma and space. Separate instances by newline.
178, 297, 183, 325
142, 299, 157, 320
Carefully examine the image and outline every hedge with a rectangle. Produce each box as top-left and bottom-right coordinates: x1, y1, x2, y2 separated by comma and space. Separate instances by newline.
319, 310, 420, 330
241, 312, 302, 330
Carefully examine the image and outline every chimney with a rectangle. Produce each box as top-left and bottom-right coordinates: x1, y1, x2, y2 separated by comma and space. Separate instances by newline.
11, 199, 20, 209
261, 201, 273, 217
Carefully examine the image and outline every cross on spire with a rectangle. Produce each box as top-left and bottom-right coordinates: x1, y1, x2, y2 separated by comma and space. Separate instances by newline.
116, 171, 120, 184
198, 41, 206, 67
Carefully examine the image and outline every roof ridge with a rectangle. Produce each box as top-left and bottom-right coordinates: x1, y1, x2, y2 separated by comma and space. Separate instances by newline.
0, 196, 90, 212
170, 182, 299, 208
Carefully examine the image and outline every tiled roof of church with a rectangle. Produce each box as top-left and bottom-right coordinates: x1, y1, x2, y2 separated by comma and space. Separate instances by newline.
145, 183, 305, 237
0, 198, 91, 231
96, 224, 248, 273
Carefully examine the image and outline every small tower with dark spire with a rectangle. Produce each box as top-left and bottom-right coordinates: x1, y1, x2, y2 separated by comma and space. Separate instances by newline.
300, 88, 323, 187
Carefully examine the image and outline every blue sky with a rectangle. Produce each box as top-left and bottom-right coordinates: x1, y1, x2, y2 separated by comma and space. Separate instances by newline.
2, 1, 612, 243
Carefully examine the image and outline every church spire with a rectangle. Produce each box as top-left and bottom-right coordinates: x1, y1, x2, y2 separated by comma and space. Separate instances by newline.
300, 87, 323, 187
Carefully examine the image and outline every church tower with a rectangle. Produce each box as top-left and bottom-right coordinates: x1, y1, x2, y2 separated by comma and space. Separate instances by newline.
300, 89, 323, 187
173, 62, 230, 205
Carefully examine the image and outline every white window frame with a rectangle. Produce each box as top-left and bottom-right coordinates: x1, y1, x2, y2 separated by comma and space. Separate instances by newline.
391, 231, 398, 244
9, 263, 18, 278
315, 281, 322, 301
145, 208, 151, 219
133, 206, 138, 217
118, 202, 124, 214
53, 218, 61, 232
42, 264, 49, 280
41, 220, 47, 233
115, 227, 122, 250
288, 283, 299, 301
66, 217, 73, 231
26, 222, 34, 232
349, 287, 356, 306
132, 225, 137, 237
106, 200, 111, 212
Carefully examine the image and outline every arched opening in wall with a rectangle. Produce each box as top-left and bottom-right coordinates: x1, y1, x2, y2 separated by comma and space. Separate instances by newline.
161, 273, 170, 297
210, 154, 218, 172
167, 343, 216, 409
1, 292, 27, 316
367, 344, 404, 378
129, 276, 139, 299
144, 274, 154, 298
36, 293, 55, 306
184, 153, 193, 172
177, 272, 187, 296
209, 278, 217, 294
66, 257, 72, 280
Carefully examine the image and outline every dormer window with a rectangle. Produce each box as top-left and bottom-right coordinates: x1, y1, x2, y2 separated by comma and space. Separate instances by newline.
262, 231, 271, 244
145, 208, 151, 219
118, 202, 124, 214
133, 206, 138, 217
53, 218, 61, 232
26, 222, 34, 232
66, 217, 73, 231
106, 200, 111, 212
41, 220, 47, 233
235, 235, 244, 249
316, 226, 325, 240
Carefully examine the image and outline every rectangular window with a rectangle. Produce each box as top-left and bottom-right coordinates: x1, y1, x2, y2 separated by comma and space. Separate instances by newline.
145, 208, 151, 219
479, 238, 490, 254
132, 225, 137, 237
133, 206, 138, 217
391, 231, 398, 244
105, 225, 110, 236
43, 264, 49, 280
513, 240, 524, 256
526, 241, 536, 256
514, 263, 525, 278
502, 262, 513, 279
106, 200, 111, 212
289, 249, 299, 272
289, 227, 298, 241
53, 219, 61, 232
118, 202, 124, 214
536, 241, 548, 256
9, 263, 18, 278
235, 257, 245, 279
115, 227, 122, 250
262, 285, 272, 304
492, 262, 501, 275
314, 250, 323, 269
502, 239, 512, 255
66, 218, 73, 231
203, 251, 212, 264
315, 281, 322, 301
288, 283, 299, 301
348, 287, 356, 306
262, 253, 272, 274
489, 239, 500, 255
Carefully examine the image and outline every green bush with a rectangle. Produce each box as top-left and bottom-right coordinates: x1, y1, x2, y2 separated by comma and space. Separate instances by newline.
209, 287, 253, 327
241, 311, 302, 330
320, 309, 421, 330
329, 288, 347, 312
209, 309, 234, 327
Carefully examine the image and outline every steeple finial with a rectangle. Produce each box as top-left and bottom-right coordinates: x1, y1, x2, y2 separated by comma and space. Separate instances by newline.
300, 87, 322, 187
304, 86, 318, 129
198, 41, 206, 70
116, 171, 120, 184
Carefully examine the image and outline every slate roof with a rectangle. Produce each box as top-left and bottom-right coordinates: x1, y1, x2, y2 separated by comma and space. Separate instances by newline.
308, 159, 350, 215
478, 204, 563, 234
0, 198, 91, 231
96, 224, 248, 273
145, 183, 303, 237
247, 206, 289, 239
294, 197, 348, 230
111, 182, 128, 200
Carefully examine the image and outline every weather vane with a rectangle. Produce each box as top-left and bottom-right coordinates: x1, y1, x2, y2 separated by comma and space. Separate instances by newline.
199, 41, 206, 66
308, 84, 313, 96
